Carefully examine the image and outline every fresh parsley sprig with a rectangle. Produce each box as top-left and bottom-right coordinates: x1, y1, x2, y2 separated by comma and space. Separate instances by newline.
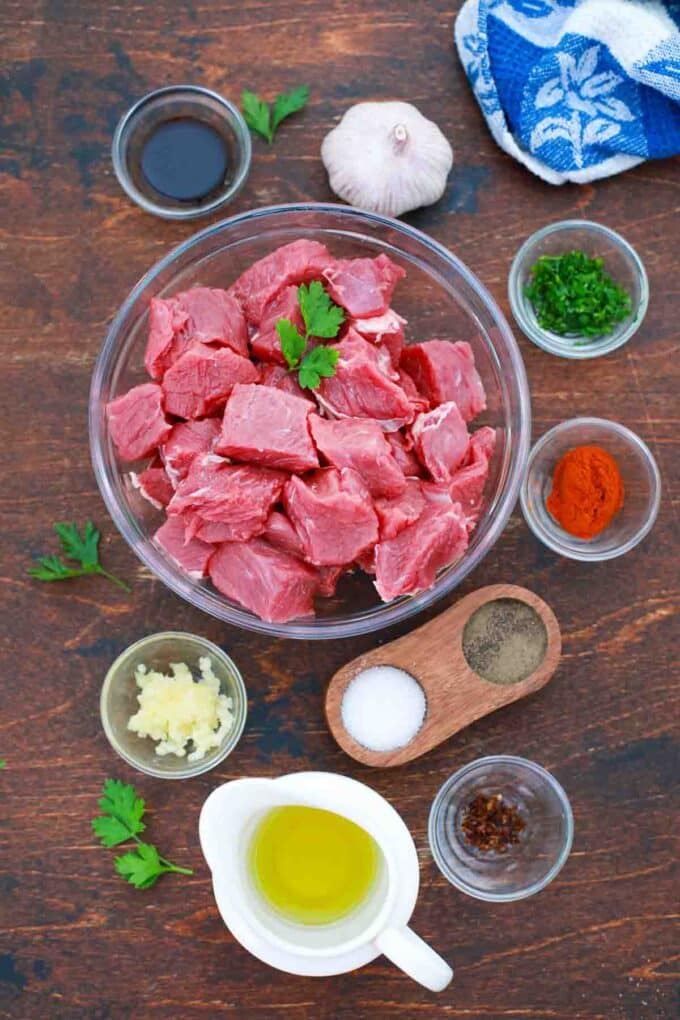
92, 779, 193, 890
276, 281, 343, 389
28, 521, 130, 592
242, 85, 309, 144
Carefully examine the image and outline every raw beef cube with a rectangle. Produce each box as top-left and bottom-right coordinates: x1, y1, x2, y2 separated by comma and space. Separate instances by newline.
216, 383, 318, 473
352, 309, 406, 366
162, 345, 259, 419
145, 296, 191, 379
386, 431, 424, 478
375, 480, 427, 540
374, 505, 469, 601
178, 287, 249, 356
107, 383, 171, 462
401, 340, 486, 421
284, 467, 379, 566
317, 565, 344, 597
317, 331, 414, 431
231, 239, 330, 324
309, 414, 406, 499
397, 367, 430, 415
259, 363, 314, 402
153, 516, 213, 578
449, 426, 496, 525
168, 455, 286, 542
251, 286, 303, 365
130, 458, 175, 509
323, 254, 405, 318
412, 401, 470, 483
161, 419, 222, 484
262, 510, 306, 559
209, 538, 317, 622
356, 547, 377, 575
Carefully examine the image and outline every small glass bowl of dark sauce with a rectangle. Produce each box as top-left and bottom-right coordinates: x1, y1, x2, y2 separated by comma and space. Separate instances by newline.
112, 85, 251, 220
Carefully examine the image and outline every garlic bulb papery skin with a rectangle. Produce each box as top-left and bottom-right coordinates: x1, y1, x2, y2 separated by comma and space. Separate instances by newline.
321, 101, 453, 218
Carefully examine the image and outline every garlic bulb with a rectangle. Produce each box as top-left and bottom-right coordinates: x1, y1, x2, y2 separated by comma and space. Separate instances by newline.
321, 101, 453, 218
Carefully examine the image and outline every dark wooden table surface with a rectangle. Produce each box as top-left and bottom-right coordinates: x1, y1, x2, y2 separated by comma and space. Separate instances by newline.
1, 2, 678, 1018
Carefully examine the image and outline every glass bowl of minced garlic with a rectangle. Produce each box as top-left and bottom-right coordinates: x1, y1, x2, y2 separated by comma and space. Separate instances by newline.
100, 632, 247, 778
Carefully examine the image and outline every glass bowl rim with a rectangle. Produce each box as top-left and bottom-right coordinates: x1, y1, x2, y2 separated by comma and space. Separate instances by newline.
111, 84, 253, 221
89, 201, 531, 640
508, 219, 649, 359
99, 630, 248, 779
520, 416, 661, 562
427, 754, 574, 902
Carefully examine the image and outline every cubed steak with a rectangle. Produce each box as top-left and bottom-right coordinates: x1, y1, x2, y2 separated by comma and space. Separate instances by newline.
161, 419, 222, 484
161, 345, 259, 419
401, 340, 486, 421
168, 455, 286, 542
386, 431, 424, 478
352, 309, 406, 366
259, 363, 314, 402
107, 383, 171, 462
145, 288, 248, 379
397, 367, 430, 415
153, 516, 213, 579
250, 286, 303, 365
231, 239, 330, 324
317, 331, 414, 430
145, 296, 191, 379
449, 426, 496, 526
323, 254, 405, 318
216, 383, 318, 473
309, 414, 406, 499
130, 458, 175, 508
262, 510, 307, 558
375, 480, 427, 540
374, 504, 469, 601
412, 401, 470, 483
284, 468, 379, 566
209, 538, 318, 623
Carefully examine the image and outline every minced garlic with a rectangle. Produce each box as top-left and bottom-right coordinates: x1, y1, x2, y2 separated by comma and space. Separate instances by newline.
128, 657, 234, 762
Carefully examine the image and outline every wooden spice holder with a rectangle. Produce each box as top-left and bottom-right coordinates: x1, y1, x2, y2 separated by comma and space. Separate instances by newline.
325, 584, 561, 768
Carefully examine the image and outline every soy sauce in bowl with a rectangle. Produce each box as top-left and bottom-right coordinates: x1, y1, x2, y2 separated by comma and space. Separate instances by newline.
112, 86, 251, 220
140, 118, 229, 202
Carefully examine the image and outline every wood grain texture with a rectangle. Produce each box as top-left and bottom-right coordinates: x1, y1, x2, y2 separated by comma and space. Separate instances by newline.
0, 1, 678, 1018
326, 585, 561, 767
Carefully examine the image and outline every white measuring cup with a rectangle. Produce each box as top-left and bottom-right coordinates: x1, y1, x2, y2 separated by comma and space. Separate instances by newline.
199, 771, 453, 991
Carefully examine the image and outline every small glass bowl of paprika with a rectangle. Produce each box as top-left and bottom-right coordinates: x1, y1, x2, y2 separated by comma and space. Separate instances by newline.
521, 417, 661, 561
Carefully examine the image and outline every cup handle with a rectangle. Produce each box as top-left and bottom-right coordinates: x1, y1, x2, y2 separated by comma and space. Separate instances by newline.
375, 925, 453, 992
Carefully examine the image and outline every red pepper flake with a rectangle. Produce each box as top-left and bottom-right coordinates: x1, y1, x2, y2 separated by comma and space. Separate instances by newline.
461, 792, 525, 854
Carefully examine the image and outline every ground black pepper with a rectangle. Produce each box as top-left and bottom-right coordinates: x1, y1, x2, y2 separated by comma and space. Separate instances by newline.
461, 792, 525, 853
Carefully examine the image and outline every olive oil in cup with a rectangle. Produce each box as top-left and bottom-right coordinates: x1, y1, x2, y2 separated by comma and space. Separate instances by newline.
249, 806, 381, 926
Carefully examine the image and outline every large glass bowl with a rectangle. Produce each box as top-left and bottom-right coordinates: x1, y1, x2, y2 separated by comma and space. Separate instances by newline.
90, 203, 531, 639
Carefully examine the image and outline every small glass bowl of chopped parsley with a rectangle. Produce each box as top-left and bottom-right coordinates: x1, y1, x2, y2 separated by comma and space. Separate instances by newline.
509, 220, 648, 359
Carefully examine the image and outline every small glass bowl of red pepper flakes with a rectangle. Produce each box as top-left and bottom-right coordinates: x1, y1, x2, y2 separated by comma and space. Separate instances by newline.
428, 756, 573, 902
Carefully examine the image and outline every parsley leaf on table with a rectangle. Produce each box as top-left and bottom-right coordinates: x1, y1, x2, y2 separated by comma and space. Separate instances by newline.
28, 521, 130, 592
271, 85, 309, 135
275, 282, 344, 390
298, 345, 340, 390
242, 85, 309, 144
92, 779, 193, 890
241, 90, 272, 143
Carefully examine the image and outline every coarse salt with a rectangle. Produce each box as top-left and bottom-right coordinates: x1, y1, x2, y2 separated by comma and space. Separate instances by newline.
340, 666, 427, 753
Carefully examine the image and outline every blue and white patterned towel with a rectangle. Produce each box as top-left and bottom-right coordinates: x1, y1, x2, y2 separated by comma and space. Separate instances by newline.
455, 0, 680, 183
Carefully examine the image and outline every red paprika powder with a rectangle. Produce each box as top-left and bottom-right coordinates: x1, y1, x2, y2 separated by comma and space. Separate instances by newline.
547, 444, 624, 539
